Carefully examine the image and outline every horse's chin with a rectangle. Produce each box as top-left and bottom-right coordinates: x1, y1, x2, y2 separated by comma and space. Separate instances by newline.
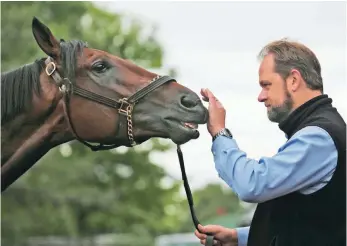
171, 130, 200, 145
97, 118, 202, 147
162, 119, 201, 145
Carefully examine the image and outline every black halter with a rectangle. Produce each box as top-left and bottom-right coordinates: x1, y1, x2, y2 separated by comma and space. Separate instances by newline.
45, 56, 174, 149
45, 56, 215, 246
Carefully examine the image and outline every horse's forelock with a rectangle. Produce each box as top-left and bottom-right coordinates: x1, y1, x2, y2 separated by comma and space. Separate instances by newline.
59, 39, 87, 84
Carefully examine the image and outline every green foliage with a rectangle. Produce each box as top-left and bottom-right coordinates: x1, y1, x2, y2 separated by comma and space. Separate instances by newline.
2, 140, 181, 244
1, 1, 163, 72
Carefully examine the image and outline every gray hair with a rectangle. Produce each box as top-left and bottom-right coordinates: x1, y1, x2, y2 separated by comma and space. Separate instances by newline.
258, 39, 323, 92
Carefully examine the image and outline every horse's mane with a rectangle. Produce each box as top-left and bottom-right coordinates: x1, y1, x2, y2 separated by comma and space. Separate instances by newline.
1, 39, 87, 124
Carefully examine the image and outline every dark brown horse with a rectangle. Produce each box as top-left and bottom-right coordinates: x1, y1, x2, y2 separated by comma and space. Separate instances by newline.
1, 17, 208, 192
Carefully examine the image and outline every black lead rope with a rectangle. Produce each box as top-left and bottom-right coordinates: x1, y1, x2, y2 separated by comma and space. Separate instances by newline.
177, 145, 215, 246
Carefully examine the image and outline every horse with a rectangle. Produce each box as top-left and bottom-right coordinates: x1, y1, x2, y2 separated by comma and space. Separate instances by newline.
1, 17, 215, 245
1, 17, 208, 192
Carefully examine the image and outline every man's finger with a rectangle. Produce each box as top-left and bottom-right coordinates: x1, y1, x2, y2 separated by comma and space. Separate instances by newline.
203, 88, 211, 95
202, 96, 209, 102
200, 88, 208, 98
201, 88, 216, 99
198, 224, 215, 233
198, 224, 222, 234
208, 96, 219, 109
205, 90, 220, 105
205, 89, 216, 99
201, 88, 221, 107
195, 229, 207, 240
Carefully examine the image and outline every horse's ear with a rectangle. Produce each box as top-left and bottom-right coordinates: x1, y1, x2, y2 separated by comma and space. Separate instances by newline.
32, 17, 60, 58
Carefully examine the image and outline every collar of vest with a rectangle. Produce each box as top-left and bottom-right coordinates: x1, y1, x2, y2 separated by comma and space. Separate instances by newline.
278, 94, 332, 138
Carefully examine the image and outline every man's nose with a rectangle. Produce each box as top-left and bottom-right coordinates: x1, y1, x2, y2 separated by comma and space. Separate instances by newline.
258, 90, 267, 102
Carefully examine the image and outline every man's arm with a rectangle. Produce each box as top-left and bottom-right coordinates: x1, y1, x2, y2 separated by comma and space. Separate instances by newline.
212, 126, 338, 203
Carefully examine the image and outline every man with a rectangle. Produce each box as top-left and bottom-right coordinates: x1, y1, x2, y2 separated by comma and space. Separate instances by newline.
195, 40, 346, 246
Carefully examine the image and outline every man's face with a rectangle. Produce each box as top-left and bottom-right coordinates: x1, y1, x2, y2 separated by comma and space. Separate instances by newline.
258, 54, 293, 123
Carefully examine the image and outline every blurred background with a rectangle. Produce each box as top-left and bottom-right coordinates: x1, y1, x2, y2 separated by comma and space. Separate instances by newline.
1, 1, 346, 246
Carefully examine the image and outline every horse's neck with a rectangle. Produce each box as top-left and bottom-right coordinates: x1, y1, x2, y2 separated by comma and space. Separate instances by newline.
1, 99, 73, 191
1, 114, 45, 164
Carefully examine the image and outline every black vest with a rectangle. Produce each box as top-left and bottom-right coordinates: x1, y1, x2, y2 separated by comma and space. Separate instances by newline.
247, 95, 346, 246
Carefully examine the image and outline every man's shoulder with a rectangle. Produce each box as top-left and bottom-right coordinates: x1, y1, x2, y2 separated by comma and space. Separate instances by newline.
305, 105, 346, 136
299, 114, 345, 151
279, 126, 336, 152
292, 125, 333, 140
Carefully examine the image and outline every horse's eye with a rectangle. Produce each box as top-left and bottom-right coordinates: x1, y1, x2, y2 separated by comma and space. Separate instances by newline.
92, 62, 108, 73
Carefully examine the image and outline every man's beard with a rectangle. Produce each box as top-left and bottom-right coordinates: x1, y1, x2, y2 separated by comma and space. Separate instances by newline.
267, 91, 294, 123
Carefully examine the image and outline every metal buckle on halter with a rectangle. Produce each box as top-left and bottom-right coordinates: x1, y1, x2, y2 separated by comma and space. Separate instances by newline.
59, 78, 72, 93
118, 98, 132, 115
45, 62, 56, 76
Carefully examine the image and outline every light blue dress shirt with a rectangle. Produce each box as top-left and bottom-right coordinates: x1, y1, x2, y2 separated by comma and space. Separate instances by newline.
211, 126, 338, 246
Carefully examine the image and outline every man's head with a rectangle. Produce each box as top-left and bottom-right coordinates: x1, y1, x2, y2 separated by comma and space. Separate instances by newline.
257, 39, 323, 123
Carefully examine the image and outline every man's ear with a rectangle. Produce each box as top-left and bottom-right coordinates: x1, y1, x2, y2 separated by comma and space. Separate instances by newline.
287, 69, 302, 92
32, 16, 60, 59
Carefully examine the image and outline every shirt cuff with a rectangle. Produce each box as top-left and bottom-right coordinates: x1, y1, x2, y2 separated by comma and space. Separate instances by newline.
235, 226, 249, 246
211, 135, 239, 155
211, 135, 240, 184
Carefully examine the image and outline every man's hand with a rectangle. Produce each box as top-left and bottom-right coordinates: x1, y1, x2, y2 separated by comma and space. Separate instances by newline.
194, 224, 238, 246
200, 88, 226, 137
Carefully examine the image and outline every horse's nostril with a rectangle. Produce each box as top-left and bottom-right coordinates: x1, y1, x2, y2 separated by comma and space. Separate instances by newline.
181, 95, 198, 108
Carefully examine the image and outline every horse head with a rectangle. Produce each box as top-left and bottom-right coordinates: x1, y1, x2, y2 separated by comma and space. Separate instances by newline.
31, 17, 208, 148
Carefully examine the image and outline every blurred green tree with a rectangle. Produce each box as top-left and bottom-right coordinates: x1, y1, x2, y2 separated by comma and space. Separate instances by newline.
2, 140, 183, 245
1, 1, 163, 72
